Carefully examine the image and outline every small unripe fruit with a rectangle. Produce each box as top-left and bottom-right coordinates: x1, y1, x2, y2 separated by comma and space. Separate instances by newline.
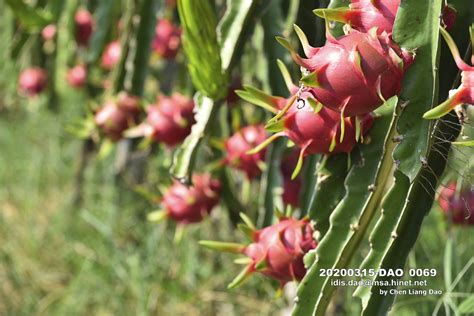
75, 9, 94, 47
101, 41, 122, 70
67, 65, 87, 88
144, 94, 195, 146
439, 182, 474, 225
153, 19, 181, 59
162, 174, 221, 224
224, 125, 267, 179
94, 93, 141, 141
41, 24, 57, 41
18, 68, 48, 97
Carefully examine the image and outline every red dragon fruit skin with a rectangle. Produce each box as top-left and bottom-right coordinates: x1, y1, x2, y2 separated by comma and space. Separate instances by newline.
315, 0, 400, 35
280, 151, 302, 208
153, 19, 182, 59
224, 125, 268, 179
439, 182, 474, 225
67, 65, 87, 88
287, 29, 413, 117
442, 5, 457, 31
143, 93, 195, 146
94, 94, 140, 141
101, 41, 122, 70
282, 91, 374, 155
162, 174, 221, 224
18, 68, 48, 97
424, 27, 474, 119
242, 218, 317, 285
41, 24, 57, 41
74, 9, 94, 47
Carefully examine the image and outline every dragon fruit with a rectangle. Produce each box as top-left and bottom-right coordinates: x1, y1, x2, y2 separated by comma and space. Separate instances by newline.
149, 174, 221, 225
101, 41, 122, 70
442, 5, 457, 31
439, 182, 474, 225
314, 0, 400, 35
280, 151, 302, 208
131, 93, 195, 146
18, 68, 48, 97
41, 24, 57, 41
279, 26, 413, 117
67, 65, 87, 88
153, 19, 181, 59
200, 216, 317, 288
238, 72, 373, 178
224, 125, 268, 179
75, 9, 94, 47
94, 93, 141, 141
424, 27, 474, 119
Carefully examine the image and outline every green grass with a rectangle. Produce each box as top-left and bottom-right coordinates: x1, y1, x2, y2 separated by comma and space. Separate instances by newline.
0, 101, 286, 315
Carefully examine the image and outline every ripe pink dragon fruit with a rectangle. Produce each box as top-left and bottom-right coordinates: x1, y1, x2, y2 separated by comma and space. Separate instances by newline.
136, 93, 195, 146
41, 24, 57, 41
239, 87, 373, 178
280, 151, 301, 208
75, 9, 94, 47
101, 41, 122, 70
18, 68, 48, 97
157, 174, 221, 224
424, 27, 474, 119
200, 216, 317, 288
67, 65, 87, 88
314, 0, 400, 35
439, 182, 474, 225
94, 93, 141, 141
280, 27, 413, 117
153, 19, 181, 59
224, 125, 267, 179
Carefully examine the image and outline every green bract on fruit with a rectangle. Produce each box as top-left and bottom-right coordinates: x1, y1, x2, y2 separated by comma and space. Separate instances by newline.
314, 0, 400, 35
424, 27, 474, 119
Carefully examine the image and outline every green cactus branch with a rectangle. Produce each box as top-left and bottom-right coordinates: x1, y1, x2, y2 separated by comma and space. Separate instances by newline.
171, 0, 267, 182
353, 170, 410, 308
293, 98, 399, 316
392, 0, 443, 180
363, 111, 461, 315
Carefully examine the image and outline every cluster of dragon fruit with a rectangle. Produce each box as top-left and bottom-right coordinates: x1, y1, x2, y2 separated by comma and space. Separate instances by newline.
18, 1, 473, 291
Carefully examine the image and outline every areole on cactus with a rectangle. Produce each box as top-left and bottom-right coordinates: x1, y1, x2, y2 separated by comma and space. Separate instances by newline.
237, 60, 374, 179
278, 25, 413, 117
314, 0, 400, 36
423, 26, 474, 119
148, 174, 221, 225
200, 214, 317, 289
